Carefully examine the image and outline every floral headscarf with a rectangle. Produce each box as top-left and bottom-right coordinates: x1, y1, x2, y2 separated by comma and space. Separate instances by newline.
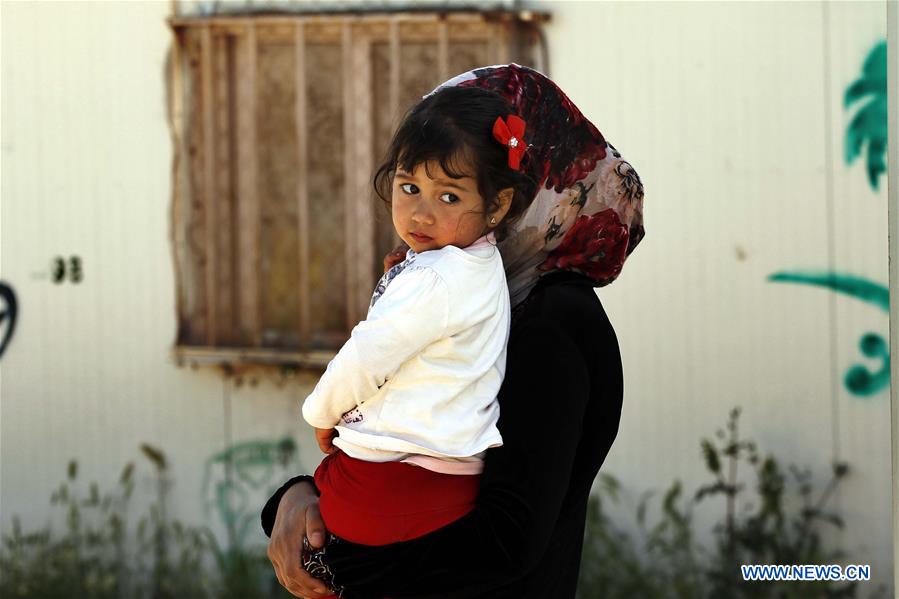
425, 64, 645, 308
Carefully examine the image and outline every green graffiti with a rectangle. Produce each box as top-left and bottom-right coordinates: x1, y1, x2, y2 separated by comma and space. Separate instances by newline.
845, 40, 887, 191
844, 333, 890, 397
201, 437, 299, 549
767, 271, 889, 397
767, 271, 888, 312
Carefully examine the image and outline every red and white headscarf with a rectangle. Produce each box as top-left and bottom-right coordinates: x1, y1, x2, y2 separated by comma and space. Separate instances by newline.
425, 64, 646, 308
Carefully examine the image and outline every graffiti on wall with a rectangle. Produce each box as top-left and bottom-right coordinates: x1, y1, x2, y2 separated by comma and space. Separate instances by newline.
844, 41, 886, 191
767, 40, 889, 398
0, 282, 18, 359
201, 436, 299, 549
51, 255, 84, 284
767, 271, 889, 397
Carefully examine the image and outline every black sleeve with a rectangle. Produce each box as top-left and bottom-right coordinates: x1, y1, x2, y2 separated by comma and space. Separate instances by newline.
260, 475, 318, 538
319, 318, 592, 599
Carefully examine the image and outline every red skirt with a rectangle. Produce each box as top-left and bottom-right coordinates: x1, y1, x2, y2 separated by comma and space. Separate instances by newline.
313, 450, 480, 546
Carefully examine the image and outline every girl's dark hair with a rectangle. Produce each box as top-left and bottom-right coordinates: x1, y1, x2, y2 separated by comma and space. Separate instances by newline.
373, 86, 538, 241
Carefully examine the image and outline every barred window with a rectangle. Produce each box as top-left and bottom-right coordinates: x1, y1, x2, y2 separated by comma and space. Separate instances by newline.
168, 10, 547, 368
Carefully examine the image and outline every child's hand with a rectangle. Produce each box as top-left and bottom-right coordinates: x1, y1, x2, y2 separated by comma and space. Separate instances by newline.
314, 427, 337, 454
383, 244, 410, 273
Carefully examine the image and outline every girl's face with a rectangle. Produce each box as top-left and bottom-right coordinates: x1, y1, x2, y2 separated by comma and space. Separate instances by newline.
391, 160, 490, 253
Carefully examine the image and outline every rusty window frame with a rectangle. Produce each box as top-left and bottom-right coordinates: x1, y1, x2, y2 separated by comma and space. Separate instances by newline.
167, 11, 548, 369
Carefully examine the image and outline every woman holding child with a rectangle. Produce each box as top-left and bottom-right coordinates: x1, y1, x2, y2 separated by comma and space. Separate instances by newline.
262, 63, 645, 599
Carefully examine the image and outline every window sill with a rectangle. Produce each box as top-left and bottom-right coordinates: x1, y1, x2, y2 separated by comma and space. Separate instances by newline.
173, 345, 335, 371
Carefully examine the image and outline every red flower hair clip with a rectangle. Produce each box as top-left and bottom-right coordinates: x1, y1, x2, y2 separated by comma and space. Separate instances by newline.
492, 114, 527, 171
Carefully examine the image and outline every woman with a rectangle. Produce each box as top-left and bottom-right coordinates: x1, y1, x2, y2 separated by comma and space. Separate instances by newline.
263, 64, 645, 599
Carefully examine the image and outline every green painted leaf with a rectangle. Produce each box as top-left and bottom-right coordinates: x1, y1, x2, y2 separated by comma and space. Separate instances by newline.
844, 41, 887, 191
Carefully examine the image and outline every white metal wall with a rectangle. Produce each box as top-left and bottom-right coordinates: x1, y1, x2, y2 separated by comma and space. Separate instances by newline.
533, 0, 892, 592
0, 0, 892, 594
0, 0, 325, 548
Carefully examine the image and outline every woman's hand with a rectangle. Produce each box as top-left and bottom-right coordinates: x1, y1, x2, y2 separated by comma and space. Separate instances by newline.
267, 481, 332, 598
383, 243, 410, 273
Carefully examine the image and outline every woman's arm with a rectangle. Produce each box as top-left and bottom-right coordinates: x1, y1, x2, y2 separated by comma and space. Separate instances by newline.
264, 479, 332, 598
316, 317, 592, 598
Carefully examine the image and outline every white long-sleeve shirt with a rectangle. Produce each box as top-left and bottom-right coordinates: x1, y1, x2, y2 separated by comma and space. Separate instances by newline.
301, 235, 509, 474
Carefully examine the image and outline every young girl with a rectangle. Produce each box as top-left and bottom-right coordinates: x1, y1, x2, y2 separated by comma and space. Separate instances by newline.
299, 85, 539, 572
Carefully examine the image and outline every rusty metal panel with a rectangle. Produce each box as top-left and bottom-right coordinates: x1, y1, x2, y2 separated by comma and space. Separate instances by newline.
171, 12, 542, 354
341, 22, 357, 328
295, 23, 312, 345
301, 40, 348, 345
257, 33, 303, 349
231, 27, 263, 348
349, 35, 376, 319
179, 26, 210, 345
201, 24, 217, 345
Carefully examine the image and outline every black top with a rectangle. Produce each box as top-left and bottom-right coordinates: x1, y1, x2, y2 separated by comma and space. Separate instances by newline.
261, 271, 624, 599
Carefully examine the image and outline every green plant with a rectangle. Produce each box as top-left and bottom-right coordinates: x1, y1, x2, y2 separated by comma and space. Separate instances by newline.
578, 474, 705, 598
577, 408, 876, 599
0, 445, 292, 599
0, 459, 135, 598
699, 408, 857, 598
134, 443, 213, 599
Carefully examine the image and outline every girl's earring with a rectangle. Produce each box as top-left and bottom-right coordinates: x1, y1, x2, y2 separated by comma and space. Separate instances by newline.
490, 216, 496, 225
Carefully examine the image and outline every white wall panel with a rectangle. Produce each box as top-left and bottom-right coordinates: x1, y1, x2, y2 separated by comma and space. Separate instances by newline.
0, 1, 300, 537
824, 0, 893, 585
539, 0, 832, 489
531, 0, 892, 592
